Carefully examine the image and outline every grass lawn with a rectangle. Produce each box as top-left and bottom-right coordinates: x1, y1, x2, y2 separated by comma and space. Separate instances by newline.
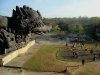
57, 43, 100, 62
73, 62, 100, 75
75, 43, 100, 51
23, 43, 100, 73
23, 44, 67, 72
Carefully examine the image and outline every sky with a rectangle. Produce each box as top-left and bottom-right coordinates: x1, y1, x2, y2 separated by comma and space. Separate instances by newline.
0, 0, 100, 18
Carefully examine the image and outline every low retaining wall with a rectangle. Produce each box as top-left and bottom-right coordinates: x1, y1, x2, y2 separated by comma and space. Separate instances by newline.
0, 40, 35, 66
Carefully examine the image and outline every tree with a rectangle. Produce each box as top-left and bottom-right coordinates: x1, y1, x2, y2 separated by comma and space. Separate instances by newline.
52, 25, 61, 32
0, 16, 8, 29
68, 23, 84, 34
90, 17, 100, 26
58, 22, 68, 31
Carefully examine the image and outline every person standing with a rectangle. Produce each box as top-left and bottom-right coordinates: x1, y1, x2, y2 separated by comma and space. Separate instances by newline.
93, 55, 95, 61
95, 43, 98, 48
82, 59, 85, 65
90, 49, 93, 54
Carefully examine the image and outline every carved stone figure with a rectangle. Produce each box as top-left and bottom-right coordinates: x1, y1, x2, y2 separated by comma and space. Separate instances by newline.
0, 5, 47, 54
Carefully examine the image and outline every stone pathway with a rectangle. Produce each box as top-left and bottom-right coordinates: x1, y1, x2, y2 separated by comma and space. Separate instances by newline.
4, 43, 41, 68
0, 67, 65, 75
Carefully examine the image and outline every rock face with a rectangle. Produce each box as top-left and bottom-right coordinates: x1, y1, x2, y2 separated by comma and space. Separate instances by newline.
0, 5, 46, 54
10, 5, 45, 34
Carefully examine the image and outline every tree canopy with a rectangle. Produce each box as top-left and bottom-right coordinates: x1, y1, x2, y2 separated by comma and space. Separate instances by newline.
43, 17, 100, 40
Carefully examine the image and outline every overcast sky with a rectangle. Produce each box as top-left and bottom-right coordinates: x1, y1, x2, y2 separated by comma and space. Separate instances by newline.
0, 0, 100, 18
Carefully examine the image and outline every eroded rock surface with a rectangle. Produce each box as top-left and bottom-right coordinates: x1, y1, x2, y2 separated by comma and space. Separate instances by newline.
0, 5, 47, 54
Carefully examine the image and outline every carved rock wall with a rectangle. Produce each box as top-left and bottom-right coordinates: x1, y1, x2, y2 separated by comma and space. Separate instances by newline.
0, 5, 45, 54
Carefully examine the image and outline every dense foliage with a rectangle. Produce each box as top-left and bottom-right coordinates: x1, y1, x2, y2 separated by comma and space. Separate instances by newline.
43, 17, 100, 40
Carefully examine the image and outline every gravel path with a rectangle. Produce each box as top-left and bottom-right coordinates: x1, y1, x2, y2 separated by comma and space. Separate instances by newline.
5, 43, 41, 68
0, 67, 65, 75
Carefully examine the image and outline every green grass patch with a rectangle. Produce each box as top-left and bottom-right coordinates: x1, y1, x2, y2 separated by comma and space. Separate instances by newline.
23, 43, 100, 73
23, 44, 66, 72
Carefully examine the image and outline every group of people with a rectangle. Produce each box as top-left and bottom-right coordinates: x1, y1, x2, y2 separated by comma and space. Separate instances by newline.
66, 42, 99, 65
71, 43, 98, 65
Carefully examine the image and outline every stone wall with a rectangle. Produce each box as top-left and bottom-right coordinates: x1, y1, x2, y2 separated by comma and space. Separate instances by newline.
0, 40, 35, 66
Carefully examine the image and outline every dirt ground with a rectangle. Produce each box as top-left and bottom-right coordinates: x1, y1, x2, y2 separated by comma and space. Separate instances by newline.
0, 67, 65, 75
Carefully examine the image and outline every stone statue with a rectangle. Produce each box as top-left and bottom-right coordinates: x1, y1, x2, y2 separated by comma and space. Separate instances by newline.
0, 5, 47, 54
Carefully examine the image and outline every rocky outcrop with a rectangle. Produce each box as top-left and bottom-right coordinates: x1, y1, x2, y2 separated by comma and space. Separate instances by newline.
10, 5, 45, 34
0, 5, 47, 54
